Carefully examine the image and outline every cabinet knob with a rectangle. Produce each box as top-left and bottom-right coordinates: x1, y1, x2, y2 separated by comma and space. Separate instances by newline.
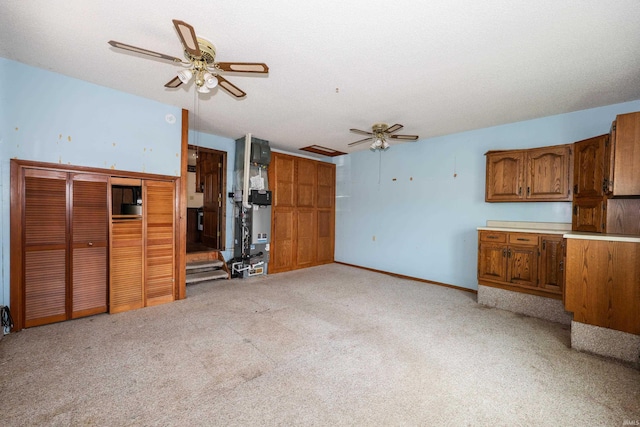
88, 242, 93, 247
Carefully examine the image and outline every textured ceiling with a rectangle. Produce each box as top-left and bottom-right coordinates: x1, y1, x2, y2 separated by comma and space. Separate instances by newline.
2, 0, 640, 155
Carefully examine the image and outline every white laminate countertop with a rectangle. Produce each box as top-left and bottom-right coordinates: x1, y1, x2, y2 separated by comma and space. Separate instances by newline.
477, 220, 640, 243
477, 221, 570, 235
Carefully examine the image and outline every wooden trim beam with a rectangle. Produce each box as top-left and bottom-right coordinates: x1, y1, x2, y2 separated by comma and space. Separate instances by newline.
176, 108, 188, 300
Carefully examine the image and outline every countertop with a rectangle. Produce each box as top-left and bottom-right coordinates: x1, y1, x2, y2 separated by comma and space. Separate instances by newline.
477, 221, 640, 243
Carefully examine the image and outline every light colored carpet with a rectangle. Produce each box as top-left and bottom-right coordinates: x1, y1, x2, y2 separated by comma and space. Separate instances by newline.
1, 263, 638, 426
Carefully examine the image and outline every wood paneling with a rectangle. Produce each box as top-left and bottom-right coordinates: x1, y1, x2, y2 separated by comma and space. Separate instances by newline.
606, 198, 640, 235
565, 239, 640, 334
144, 180, 175, 306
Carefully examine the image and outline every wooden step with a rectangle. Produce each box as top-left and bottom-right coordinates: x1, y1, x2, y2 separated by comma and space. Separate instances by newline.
186, 259, 224, 270
186, 269, 229, 284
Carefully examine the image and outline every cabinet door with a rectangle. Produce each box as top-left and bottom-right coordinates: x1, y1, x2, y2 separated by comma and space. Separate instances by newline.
317, 163, 335, 209
71, 174, 108, 318
23, 169, 68, 327
526, 145, 572, 201
271, 207, 295, 273
485, 151, 524, 201
296, 158, 317, 208
270, 154, 295, 207
317, 210, 334, 264
478, 242, 507, 282
572, 197, 605, 233
295, 209, 317, 268
144, 180, 175, 306
538, 235, 564, 295
574, 135, 607, 198
507, 244, 538, 287
611, 112, 640, 196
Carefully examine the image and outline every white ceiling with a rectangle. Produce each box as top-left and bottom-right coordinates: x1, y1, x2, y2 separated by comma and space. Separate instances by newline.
2, 1, 640, 156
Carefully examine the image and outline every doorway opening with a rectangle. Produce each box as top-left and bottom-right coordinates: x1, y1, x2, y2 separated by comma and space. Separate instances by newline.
186, 145, 227, 253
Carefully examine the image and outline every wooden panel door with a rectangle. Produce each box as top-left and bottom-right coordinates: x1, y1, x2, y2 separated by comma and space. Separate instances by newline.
317, 163, 334, 209
271, 154, 295, 208
572, 197, 605, 233
507, 245, 538, 287
611, 112, 640, 196
477, 242, 507, 283
485, 151, 524, 201
71, 174, 108, 318
23, 169, 68, 327
573, 135, 607, 199
200, 151, 222, 248
296, 158, 317, 208
110, 219, 143, 313
271, 207, 295, 273
144, 180, 175, 306
526, 145, 572, 201
317, 210, 334, 264
296, 209, 317, 268
538, 235, 564, 295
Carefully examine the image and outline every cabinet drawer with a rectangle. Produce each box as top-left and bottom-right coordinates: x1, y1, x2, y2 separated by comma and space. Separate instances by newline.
508, 233, 538, 246
479, 231, 507, 243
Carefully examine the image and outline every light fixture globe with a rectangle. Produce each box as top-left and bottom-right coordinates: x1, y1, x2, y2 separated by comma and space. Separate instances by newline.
177, 69, 193, 84
203, 72, 218, 89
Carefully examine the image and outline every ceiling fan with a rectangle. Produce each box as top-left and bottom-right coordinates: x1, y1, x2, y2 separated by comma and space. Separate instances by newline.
348, 123, 419, 150
108, 19, 268, 98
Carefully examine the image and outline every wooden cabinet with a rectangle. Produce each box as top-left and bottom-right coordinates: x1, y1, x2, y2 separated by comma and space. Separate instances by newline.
269, 153, 335, 273
20, 169, 108, 328
485, 144, 572, 202
564, 238, 640, 334
571, 115, 640, 235
608, 112, 640, 196
478, 230, 564, 299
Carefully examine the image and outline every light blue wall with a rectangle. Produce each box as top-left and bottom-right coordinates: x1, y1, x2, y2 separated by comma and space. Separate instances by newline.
189, 131, 237, 261
0, 58, 182, 309
334, 100, 640, 290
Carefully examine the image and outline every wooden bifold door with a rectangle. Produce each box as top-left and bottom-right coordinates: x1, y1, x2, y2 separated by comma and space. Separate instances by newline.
22, 169, 108, 327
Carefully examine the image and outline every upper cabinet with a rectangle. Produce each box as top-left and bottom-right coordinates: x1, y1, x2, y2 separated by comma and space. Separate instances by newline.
485, 144, 572, 202
607, 112, 640, 196
573, 134, 608, 199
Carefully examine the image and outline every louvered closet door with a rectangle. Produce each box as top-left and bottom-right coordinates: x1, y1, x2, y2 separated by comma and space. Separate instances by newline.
110, 219, 143, 313
71, 174, 108, 318
23, 169, 68, 327
144, 180, 175, 306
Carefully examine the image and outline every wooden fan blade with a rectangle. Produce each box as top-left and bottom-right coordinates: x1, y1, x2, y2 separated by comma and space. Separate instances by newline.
348, 137, 372, 147
386, 124, 404, 134
216, 75, 246, 98
350, 128, 374, 136
164, 76, 183, 88
172, 19, 201, 57
390, 134, 419, 141
216, 62, 269, 73
108, 40, 183, 63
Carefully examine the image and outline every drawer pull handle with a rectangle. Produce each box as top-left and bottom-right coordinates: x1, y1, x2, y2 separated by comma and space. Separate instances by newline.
516, 238, 530, 241
487, 236, 498, 239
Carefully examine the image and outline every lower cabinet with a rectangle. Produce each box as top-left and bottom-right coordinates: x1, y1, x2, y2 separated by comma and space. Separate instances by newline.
477, 230, 564, 299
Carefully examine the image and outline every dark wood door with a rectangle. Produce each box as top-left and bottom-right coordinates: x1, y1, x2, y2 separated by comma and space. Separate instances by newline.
572, 197, 605, 233
23, 169, 68, 327
200, 151, 223, 248
71, 174, 108, 318
573, 134, 607, 198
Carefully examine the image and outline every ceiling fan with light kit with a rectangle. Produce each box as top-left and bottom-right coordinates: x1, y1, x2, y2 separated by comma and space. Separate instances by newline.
108, 19, 268, 98
348, 123, 419, 151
